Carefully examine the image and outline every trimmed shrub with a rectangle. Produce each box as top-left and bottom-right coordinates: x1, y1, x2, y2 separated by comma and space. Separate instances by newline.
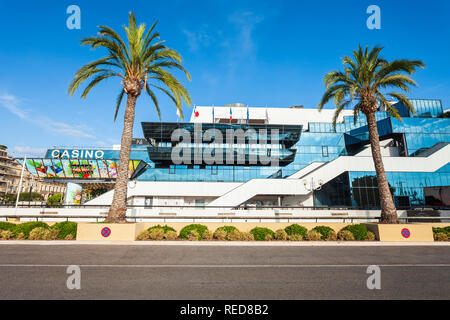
64, 234, 75, 240
275, 229, 288, 240
14, 222, 49, 239
179, 224, 208, 240
434, 232, 448, 241
136, 230, 150, 240
50, 221, 77, 239
338, 230, 355, 241
304, 230, 322, 241
164, 231, 178, 240
188, 230, 200, 241
0, 230, 14, 240
240, 232, 254, 241
366, 231, 376, 241
213, 229, 227, 240
16, 232, 25, 240
326, 230, 338, 241
215, 226, 238, 235
288, 234, 303, 241
201, 230, 213, 240
0, 222, 16, 232
29, 227, 59, 240
148, 225, 176, 234
250, 227, 274, 241
342, 224, 369, 240
284, 224, 308, 237
311, 226, 334, 240
227, 230, 243, 241
148, 229, 165, 240
433, 227, 450, 235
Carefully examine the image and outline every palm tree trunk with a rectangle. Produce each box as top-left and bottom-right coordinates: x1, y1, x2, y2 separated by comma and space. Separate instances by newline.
105, 94, 137, 223
365, 112, 399, 224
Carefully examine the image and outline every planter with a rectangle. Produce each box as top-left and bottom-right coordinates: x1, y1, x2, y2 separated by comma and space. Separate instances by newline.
363, 223, 433, 241
76, 223, 147, 241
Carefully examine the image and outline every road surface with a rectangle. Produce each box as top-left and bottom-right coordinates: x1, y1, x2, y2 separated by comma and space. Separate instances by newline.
0, 244, 449, 299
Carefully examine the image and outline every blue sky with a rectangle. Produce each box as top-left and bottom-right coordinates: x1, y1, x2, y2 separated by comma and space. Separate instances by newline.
0, 0, 449, 157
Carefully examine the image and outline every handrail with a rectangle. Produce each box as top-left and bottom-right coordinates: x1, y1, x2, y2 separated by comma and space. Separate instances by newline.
2, 214, 449, 223
0, 214, 382, 223
0, 203, 448, 210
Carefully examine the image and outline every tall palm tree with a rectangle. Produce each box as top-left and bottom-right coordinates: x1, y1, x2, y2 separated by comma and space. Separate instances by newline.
318, 45, 424, 223
69, 12, 192, 223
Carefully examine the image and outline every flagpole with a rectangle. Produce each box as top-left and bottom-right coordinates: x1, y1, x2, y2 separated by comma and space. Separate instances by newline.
15, 156, 26, 215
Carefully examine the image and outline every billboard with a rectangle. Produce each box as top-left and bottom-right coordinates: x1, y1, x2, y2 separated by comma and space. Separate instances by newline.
64, 182, 83, 205
19, 158, 143, 180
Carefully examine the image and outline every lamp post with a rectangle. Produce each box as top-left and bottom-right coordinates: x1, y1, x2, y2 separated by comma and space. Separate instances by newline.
302, 177, 324, 192
28, 174, 34, 205
302, 177, 324, 208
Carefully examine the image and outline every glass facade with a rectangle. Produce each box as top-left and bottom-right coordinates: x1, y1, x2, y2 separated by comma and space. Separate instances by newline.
38, 98, 449, 208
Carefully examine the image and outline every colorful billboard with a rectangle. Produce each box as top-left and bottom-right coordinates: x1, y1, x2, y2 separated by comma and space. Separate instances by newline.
19, 158, 144, 180
64, 182, 83, 205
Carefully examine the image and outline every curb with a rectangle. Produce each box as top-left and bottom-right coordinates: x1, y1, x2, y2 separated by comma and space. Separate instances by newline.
0, 240, 449, 246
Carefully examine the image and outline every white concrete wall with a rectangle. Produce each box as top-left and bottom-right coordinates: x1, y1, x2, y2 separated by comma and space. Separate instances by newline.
0, 206, 402, 223
86, 181, 241, 205
190, 106, 353, 128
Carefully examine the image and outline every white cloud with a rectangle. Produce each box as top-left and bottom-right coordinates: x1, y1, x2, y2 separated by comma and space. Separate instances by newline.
11, 146, 47, 158
0, 94, 27, 118
227, 11, 264, 58
0, 92, 95, 139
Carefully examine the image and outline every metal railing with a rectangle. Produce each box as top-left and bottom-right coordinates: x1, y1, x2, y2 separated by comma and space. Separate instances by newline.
0, 214, 383, 223
1, 214, 450, 223
0, 203, 448, 211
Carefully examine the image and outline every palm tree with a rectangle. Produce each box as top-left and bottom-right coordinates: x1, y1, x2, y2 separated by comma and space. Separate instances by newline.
318, 45, 424, 223
69, 12, 192, 223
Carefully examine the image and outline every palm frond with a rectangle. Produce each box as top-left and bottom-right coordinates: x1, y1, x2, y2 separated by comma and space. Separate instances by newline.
114, 89, 125, 121
69, 11, 191, 121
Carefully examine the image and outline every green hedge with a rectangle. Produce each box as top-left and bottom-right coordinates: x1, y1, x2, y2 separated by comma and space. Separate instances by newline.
432, 226, 450, 235
215, 226, 238, 234
342, 224, 369, 240
179, 224, 209, 240
284, 224, 308, 237
215, 226, 238, 239
311, 226, 334, 240
0, 222, 17, 232
250, 227, 274, 241
147, 225, 176, 234
50, 221, 77, 239
14, 222, 49, 239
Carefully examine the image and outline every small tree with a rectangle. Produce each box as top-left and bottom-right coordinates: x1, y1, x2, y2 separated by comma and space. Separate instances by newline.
47, 193, 63, 206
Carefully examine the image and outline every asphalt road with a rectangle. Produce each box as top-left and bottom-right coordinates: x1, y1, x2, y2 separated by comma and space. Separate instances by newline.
0, 244, 449, 300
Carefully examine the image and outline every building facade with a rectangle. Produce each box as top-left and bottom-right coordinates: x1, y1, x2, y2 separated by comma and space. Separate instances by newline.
0, 146, 66, 202
18, 99, 450, 209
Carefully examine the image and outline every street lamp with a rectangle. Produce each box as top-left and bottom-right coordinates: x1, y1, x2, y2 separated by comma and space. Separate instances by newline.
302, 177, 324, 191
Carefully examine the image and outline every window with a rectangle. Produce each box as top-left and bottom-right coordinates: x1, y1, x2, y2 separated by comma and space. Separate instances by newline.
211, 166, 218, 175
322, 146, 329, 157
169, 166, 176, 174
195, 199, 205, 209
144, 197, 153, 208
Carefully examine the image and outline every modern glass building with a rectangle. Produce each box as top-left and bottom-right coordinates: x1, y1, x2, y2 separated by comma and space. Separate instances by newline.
20, 100, 450, 209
